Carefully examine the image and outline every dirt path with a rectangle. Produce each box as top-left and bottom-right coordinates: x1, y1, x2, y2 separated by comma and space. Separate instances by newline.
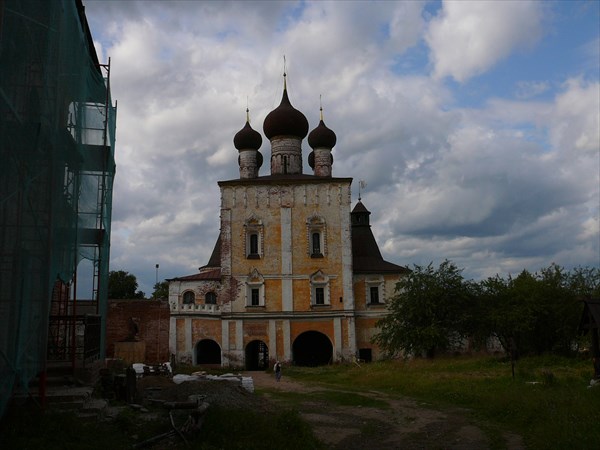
245, 371, 524, 450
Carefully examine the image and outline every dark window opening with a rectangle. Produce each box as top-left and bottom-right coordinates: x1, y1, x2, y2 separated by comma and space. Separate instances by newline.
251, 288, 260, 306
311, 232, 322, 257
205, 291, 217, 304
315, 287, 325, 305
358, 348, 372, 363
183, 291, 195, 304
248, 233, 259, 258
369, 286, 380, 304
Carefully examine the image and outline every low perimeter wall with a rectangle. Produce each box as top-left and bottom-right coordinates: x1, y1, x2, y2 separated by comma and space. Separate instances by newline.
106, 299, 170, 364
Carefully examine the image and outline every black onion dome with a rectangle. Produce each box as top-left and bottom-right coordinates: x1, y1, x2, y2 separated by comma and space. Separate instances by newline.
256, 151, 263, 169
234, 120, 262, 151
308, 119, 337, 149
263, 88, 309, 139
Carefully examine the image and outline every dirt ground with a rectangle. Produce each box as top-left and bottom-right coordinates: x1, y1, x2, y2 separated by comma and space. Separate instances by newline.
136, 372, 525, 450
245, 371, 525, 450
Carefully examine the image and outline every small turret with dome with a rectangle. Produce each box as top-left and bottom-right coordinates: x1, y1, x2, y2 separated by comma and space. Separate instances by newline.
234, 108, 263, 179
263, 72, 308, 175
308, 101, 336, 177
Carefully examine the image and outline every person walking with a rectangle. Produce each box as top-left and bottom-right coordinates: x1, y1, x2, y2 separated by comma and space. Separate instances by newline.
274, 361, 282, 382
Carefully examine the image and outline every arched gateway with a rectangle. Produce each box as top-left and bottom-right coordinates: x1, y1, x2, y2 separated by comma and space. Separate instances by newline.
245, 340, 269, 370
195, 339, 221, 365
293, 331, 333, 366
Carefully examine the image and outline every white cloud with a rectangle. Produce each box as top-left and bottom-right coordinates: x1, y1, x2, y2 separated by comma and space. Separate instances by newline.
81, 1, 599, 293
426, 0, 544, 82
550, 78, 600, 154
515, 80, 550, 99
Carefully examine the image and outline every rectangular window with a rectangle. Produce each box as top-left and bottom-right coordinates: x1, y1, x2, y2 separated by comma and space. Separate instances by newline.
183, 291, 195, 304
311, 232, 323, 257
315, 287, 325, 305
370, 286, 379, 304
205, 292, 217, 305
358, 348, 373, 363
248, 233, 259, 258
251, 288, 260, 306
312, 232, 320, 254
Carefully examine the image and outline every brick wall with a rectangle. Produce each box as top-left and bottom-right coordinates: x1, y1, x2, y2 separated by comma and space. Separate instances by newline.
106, 299, 170, 364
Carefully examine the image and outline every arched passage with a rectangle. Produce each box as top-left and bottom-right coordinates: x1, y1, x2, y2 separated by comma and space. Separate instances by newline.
195, 339, 221, 365
293, 331, 333, 366
245, 340, 269, 370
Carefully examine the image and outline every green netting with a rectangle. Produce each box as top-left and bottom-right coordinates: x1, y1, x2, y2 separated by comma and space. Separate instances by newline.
0, 0, 116, 416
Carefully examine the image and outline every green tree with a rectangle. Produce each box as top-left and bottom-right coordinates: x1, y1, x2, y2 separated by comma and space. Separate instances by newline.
481, 264, 592, 357
373, 260, 474, 358
480, 271, 537, 358
152, 280, 169, 300
567, 266, 600, 299
533, 264, 580, 354
108, 270, 145, 299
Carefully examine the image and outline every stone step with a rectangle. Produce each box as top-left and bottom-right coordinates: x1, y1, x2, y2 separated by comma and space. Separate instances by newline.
77, 398, 109, 421
43, 386, 94, 403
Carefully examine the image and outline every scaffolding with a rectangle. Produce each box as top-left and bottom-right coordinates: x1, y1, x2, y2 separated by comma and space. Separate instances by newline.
0, 0, 116, 416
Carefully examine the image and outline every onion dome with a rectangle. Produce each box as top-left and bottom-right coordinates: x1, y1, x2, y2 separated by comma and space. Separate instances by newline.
308, 106, 337, 149
263, 74, 309, 140
256, 151, 263, 169
234, 110, 262, 150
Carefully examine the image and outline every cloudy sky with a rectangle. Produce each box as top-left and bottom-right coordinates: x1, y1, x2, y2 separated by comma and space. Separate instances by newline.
83, 0, 599, 296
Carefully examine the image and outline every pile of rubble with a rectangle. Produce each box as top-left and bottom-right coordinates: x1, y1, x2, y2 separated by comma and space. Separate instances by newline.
113, 370, 268, 448
136, 372, 265, 411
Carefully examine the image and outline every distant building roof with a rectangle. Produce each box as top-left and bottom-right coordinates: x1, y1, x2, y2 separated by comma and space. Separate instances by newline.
204, 235, 221, 268
351, 201, 409, 275
168, 268, 221, 282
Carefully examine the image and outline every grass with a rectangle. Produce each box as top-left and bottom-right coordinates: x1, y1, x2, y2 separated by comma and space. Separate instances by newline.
0, 401, 324, 450
0, 407, 166, 449
198, 407, 325, 450
264, 389, 388, 409
283, 355, 600, 449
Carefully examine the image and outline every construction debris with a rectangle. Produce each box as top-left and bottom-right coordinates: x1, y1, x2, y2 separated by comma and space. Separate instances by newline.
171, 372, 254, 393
133, 398, 210, 449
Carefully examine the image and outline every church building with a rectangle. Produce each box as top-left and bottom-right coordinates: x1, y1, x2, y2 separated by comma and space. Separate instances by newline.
168, 74, 408, 368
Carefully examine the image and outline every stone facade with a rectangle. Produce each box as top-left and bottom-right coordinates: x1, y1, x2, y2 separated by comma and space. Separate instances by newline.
168, 77, 408, 368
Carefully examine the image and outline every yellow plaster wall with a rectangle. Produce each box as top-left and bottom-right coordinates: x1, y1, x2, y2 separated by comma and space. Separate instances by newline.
292, 278, 311, 310
176, 179, 399, 363
355, 317, 384, 358
243, 320, 269, 346
176, 318, 185, 350
353, 277, 367, 310
228, 320, 236, 348
224, 182, 351, 313
291, 319, 334, 342
275, 320, 284, 361
191, 318, 221, 345
265, 279, 282, 311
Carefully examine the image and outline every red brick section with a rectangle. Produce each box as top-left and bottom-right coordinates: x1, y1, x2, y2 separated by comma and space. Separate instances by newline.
106, 299, 170, 364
